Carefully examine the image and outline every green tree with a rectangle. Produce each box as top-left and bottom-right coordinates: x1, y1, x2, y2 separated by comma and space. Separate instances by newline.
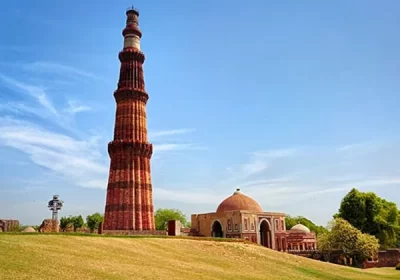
336, 188, 366, 230
70, 215, 84, 232
317, 232, 334, 261
356, 232, 380, 262
86, 213, 104, 233
336, 189, 400, 248
318, 218, 379, 266
154, 208, 189, 230
60, 216, 72, 232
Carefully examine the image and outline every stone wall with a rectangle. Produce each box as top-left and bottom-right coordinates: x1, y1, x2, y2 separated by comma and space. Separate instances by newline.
39, 219, 59, 233
364, 249, 400, 268
0, 219, 20, 232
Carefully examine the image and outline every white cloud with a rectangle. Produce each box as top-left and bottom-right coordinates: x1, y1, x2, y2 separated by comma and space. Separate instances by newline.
240, 160, 269, 177
65, 100, 92, 114
252, 148, 299, 158
22, 61, 98, 80
0, 102, 44, 117
149, 128, 206, 154
149, 128, 195, 139
0, 74, 58, 115
0, 118, 108, 189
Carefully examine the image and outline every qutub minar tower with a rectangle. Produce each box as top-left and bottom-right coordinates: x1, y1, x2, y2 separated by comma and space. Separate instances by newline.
103, 7, 155, 232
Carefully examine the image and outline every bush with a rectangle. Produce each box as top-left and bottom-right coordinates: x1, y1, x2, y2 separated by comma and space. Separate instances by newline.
396, 262, 400, 270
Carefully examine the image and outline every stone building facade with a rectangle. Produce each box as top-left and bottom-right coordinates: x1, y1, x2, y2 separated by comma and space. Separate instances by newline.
190, 189, 318, 252
286, 224, 317, 251
190, 189, 288, 251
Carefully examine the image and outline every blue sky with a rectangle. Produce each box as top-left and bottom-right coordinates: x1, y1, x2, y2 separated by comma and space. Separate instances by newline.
0, 0, 399, 226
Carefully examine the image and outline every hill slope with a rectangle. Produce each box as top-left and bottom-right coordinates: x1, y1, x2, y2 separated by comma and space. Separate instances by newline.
0, 234, 397, 280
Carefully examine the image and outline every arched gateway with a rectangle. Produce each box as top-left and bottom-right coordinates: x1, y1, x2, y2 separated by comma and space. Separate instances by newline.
259, 220, 273, 248
211, 220, 223, 237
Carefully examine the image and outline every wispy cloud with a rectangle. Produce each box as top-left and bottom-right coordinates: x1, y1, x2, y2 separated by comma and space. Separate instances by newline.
251, 148, 299, 158
22, 61, 98, 80
240, 160, 269, 177
149, 128, 206, 154
0, 74, 58, 115
0, 102, 44, 117
149, 128, 195, 139
0, 118, 108, 189
336, 141, 384, 154
64, 100, 92, 115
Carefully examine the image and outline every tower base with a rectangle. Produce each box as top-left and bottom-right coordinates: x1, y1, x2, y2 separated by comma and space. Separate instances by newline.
102, 230, 166, 236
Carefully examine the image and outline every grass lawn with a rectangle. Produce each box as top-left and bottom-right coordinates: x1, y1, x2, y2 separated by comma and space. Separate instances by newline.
0, 233, 398, 280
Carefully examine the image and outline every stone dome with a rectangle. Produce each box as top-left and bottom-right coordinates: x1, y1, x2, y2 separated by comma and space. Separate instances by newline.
290, 223, 310, 233
216, 188, 263, 214
23, 226, 36, 233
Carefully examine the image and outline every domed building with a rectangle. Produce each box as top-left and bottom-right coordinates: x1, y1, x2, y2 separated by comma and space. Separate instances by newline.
286, 223, 317, 251
190, 189, 288, 251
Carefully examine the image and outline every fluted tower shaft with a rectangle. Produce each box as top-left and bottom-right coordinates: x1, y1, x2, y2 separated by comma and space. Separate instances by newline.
103, 8, 155, 231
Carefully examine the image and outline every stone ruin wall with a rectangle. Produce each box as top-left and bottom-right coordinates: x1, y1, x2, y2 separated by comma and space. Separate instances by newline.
38, 219, 59, 233
0, 219, 20, 232
363, 249, 400, 268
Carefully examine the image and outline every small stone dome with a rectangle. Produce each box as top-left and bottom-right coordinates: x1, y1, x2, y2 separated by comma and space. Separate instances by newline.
290, 223, 310, 233
216, 188, 263, 214
23, 226, 36, 233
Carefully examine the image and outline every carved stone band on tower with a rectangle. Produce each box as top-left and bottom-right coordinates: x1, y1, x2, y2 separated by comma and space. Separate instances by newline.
103, 8, 155, 232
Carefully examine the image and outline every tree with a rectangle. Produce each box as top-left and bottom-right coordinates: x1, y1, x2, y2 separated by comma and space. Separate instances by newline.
336, 188, 400, 248
154, 208, 189, 230
318, 218, 379, 266
356, 232, 380, 262
60, 216, 73, 232
336, 188, 366, 230
317, 232, 334, 261
86, 213, 104, 233
70, 215, 84, 232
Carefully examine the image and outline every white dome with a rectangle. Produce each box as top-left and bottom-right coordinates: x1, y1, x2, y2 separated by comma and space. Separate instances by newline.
290, 223, 310, 233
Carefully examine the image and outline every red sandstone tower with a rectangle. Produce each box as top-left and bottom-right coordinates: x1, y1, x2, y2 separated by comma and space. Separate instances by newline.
103, 7, 155, 232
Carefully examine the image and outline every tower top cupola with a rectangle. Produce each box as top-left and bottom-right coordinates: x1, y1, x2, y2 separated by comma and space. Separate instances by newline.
123, 6, 142, 50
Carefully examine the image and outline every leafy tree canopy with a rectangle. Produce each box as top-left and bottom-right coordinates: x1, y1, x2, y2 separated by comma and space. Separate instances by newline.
318, 218, 380, 265
336, 188, 400, 248
60, 216, 73, 232
86, 213, 104, 233
70, 215, 84, 232
154, 208, 189, 230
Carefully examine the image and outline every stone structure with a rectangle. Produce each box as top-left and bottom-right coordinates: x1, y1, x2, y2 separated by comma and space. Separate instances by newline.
364, 249, 400, 268
167, 220, 181, 236
103, 7, 155, 232
190, 189, 288, 251
286, 223, 317, 251
38, 219, 59, 233
0, 219, 19, 232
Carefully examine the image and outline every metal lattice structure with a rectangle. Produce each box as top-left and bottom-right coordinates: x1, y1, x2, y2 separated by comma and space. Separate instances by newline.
47, 195, 64, 220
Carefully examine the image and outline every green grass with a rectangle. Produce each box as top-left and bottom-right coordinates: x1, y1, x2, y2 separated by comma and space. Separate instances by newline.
0, 233, 398, 280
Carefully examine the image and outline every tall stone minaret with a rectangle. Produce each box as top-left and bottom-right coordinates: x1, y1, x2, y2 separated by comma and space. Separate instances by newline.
103, 7, 155, 232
